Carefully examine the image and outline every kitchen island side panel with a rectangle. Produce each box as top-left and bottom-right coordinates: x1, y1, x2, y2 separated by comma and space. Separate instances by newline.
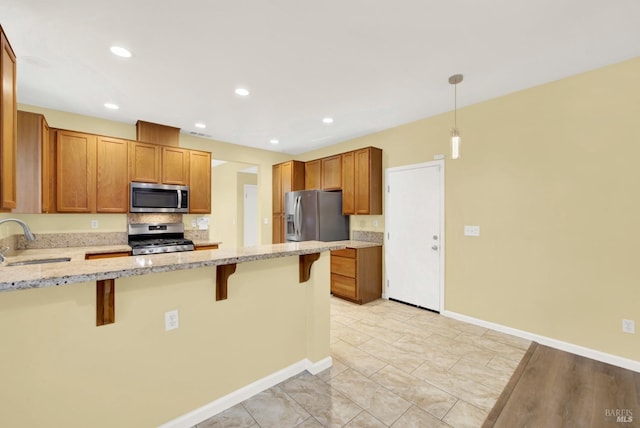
0, 254, 330, 428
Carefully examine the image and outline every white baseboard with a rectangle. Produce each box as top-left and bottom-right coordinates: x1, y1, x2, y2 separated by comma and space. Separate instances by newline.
157, 357, 333, 428
443, 310, 640, 373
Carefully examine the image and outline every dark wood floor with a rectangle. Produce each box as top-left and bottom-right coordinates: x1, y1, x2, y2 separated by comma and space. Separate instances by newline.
484, 342, 640, 428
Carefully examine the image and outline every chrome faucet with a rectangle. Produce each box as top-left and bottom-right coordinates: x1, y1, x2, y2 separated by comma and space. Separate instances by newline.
0, 218, 36, 262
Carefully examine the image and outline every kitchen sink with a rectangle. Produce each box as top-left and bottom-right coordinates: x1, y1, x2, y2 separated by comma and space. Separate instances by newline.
6, 257, 72, 267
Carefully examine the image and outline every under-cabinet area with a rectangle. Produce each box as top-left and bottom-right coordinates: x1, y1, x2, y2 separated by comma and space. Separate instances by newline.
330, 244, 382, 304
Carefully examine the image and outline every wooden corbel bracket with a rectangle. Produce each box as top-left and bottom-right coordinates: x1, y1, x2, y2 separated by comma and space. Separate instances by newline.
299, 253, 320, 283
216, 263, 237, 301
96, 279, 115, 326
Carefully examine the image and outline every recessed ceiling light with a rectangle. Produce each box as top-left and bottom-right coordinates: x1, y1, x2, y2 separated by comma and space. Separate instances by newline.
270, 139, 279, 145
235, 87, 250, 97
104, 103, 119, 110
322, 117, 334, 124
110, 46, 132, 58
195, 123, 206, 129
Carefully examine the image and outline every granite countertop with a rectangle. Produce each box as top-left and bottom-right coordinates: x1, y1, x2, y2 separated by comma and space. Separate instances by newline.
192, 240, 223, 247
335, 240, 383, 249
0, 241, 346, 293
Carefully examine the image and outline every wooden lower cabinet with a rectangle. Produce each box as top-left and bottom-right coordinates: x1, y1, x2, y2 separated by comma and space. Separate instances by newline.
330, 246, 382, 304
85, 251, 131, 260
195, 244, 219, 251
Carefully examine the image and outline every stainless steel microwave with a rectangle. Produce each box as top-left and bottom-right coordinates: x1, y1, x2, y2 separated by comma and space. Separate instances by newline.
130, 182, 189, 213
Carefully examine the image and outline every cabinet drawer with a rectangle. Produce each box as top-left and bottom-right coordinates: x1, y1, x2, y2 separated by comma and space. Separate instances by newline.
331, 248, 356, 258
331, 274, 357, 299
331, 255, 356, 277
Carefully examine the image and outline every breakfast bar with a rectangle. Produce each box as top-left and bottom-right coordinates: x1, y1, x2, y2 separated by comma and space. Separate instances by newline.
0, 241, 342, 428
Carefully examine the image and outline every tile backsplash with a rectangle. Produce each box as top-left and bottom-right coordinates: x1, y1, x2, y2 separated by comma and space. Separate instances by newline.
352, 230, 384, 244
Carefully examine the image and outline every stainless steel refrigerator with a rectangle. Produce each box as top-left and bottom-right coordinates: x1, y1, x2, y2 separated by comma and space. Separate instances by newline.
285, 190, 350, 242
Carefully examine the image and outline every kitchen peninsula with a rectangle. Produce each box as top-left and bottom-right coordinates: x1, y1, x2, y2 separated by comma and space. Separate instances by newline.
0, 241, 342, 428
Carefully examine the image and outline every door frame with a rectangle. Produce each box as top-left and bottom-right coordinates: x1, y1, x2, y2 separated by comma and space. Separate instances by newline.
384, 159, 445, 312
243, 184, 258, 246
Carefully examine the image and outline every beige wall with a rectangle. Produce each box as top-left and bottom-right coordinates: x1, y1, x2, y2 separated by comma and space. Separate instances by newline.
298, 57, 640, 362
210, 162, 257, 248
0, 254, 330, 427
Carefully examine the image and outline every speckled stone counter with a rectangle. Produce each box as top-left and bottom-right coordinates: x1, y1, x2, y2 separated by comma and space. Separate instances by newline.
334, 240, 383, 249
0, 241, 345, 292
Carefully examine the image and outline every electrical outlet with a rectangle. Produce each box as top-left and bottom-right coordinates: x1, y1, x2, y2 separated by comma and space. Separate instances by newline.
622, 319, 635, 334
464, 225, 480, 236
165, 310, 179, 331
91, 220, 99, 229
191, 219, 197, 228
373, 220, 379, 227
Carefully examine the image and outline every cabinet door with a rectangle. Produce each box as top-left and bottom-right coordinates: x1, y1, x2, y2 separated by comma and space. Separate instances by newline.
354, 149, 371, 214
305, 159, 321, 190
341, 151, 355, 214
272, 163, 282, 214
129, 141, 160, 183
56, 130, 96, 212
161, 146, 189, 185
281, 161, 293, 198
321, 155, 341, 190
96, 137, 128, 213
189, 150, 211, 213
331, 274, 357, 300
0, 30, 17, 210
40, 118, 51, 212
272, 213, 284, 244
15, 111, 44, 213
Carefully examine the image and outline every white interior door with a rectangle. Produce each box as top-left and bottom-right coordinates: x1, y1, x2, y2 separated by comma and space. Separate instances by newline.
385, 161, 444, 311
243, 184, 258, 246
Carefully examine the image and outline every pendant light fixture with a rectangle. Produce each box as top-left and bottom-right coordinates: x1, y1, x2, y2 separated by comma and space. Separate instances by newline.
448, 74, 463, 159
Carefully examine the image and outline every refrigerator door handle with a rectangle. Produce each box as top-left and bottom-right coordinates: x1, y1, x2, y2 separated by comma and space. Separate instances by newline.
294, 196, 301, 238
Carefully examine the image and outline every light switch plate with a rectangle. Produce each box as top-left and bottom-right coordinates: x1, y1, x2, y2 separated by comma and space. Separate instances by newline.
622, 319, 635, 334
165, 310, 179, 331
464, 225, 480, 236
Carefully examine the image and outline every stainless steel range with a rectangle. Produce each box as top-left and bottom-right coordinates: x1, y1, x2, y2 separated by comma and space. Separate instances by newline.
128, 223, 194, 255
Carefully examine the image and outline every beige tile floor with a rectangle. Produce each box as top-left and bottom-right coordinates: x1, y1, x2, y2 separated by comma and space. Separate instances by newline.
195, 297, 531, 428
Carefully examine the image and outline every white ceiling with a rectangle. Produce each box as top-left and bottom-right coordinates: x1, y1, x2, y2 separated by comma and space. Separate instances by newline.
2, 1, 639, 155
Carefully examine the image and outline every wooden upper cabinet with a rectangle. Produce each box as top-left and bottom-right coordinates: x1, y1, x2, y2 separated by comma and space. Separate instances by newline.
161, 146, 189, 185
272, 160, 304, 242
304, 159, 321, 190
189, 149, 211, 213
272, 163, 282, 214
354, 147, 382, 215
341, 151, 355, 214
129, 141, 160, 183
136, 120, 180, 147
0, 26, 17, 211
321, 155, 342, 190
280, 160, 304, 201
56, 130, 97, 212
96, 136, 128, 213
341, 147, 382, 215
15, 111, 48, 213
